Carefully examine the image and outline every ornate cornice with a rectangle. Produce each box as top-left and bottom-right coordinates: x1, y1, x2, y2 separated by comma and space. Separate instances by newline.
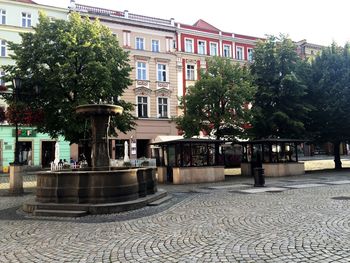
134, 86, 152, 96
155, 87, 171, 97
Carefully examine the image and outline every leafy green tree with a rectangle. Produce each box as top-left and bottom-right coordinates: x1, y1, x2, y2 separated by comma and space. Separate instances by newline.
176, 57, 256, 140
250, 35, 309, 139
306, 43, 350, 169
2, 12, 135, 143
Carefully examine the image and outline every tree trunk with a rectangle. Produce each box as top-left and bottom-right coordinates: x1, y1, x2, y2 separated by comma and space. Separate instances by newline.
333, 141, 342, 170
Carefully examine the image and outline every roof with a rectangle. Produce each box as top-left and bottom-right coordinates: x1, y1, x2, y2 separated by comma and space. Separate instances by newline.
15, 0, 36, 4
295, 39, 324, 49
151, 138, 224, 146
192, 19, 220, 32
240, 138, 306, 144
153, 135, 184, 143
75, 4, 174, 27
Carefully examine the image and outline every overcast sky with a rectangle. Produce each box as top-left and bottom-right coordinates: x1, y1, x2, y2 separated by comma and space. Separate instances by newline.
35, 0, 350, 46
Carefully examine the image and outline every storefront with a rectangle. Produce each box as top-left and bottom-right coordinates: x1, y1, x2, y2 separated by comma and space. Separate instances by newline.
0, 125, 70, 171
240, 138, 305, 177
151, 138, 225, 184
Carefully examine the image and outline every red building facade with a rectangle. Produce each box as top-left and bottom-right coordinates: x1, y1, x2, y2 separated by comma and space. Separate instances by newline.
175, 19, 262, 100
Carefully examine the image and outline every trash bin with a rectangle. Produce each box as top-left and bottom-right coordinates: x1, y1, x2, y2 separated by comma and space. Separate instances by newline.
2, 166, 9, 173
253, 167, 265, 187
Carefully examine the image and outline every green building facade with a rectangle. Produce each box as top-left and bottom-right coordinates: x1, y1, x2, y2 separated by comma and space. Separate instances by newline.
0, 125, 70, 170
0, 0, 69, 171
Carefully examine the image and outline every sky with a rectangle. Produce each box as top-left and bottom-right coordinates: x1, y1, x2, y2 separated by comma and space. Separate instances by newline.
35, 0, 350, 46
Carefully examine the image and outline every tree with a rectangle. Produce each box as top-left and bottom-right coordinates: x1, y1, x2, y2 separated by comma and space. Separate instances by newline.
176, 57, 256, 140
0, 106, 5, 123
306, 43, 350, 169
250, 35, 309, 139
2, 12, 135, 144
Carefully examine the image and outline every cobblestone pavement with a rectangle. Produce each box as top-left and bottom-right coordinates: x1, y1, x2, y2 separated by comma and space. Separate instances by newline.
1, 172, 350, 262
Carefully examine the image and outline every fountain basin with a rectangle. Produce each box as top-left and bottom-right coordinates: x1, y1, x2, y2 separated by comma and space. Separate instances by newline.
75, 104, 123, 116
36, 168, 157, 204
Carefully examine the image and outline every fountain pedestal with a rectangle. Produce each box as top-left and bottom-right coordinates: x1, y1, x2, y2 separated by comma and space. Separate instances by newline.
76, 104, 123, 169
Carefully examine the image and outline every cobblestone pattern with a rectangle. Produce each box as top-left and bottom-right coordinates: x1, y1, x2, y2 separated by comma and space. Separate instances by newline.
1, 174, 350, 262
0, 175, 36, 190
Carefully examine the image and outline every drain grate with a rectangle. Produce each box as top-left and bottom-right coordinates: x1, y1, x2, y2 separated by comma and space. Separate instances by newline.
332, 196, 350, 200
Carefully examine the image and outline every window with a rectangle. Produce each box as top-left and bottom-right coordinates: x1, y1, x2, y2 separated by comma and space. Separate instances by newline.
152, 40, 159, 52
165, 38, 172, 52
210, 42, 218, 56
247, 48, 253, 61
0, 9, 6, 25
223, 45, 231, 58
157, 64, 167, 82
137, 62, 147, 80
0, 40, 6, 57
137, 96, 148, 118
136, 37, 144, 50
185, 39, 193, 53
123, 31, 131, 46
236, 47, 243, 60
198, 40, 206, 55
186, 64, 195, 80
0, 71, 5, 86
158, 97, 168, 118
21, 12, 31, 27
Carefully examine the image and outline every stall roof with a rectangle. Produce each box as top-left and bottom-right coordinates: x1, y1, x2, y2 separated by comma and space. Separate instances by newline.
240, 138, 306, 144
150, 138, 223, 146
153, 135, 184, 143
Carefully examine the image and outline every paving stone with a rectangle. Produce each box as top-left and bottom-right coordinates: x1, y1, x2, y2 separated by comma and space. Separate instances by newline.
207, 184, 250, 190
1, 172, 350, 262
326, 180, 350, 185
284, 183, 326, 188
238, 187, 287, 193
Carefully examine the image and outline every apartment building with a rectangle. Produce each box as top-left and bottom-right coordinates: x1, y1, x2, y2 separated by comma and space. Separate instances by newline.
3, 1, 325, 165
73, 4, 179, 160
0, 0, 69, 170
295, 39, 324, 60
175, 19, 260, 99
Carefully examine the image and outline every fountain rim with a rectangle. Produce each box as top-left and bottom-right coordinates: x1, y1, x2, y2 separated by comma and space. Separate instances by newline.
75, 104, 124, 116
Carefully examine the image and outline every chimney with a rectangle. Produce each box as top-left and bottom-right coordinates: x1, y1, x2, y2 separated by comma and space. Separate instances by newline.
69, 0, 76, 10
170, 18, 175, 26
124, 10, 129, 19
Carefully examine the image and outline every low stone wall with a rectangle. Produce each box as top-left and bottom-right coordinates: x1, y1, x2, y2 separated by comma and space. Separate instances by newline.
9, 165, 24, 195
157, 167, 167, 184
36, 167, 157, 204
241, 163, 252, 177
241, 162, 305, 177
263, 162, 305, 177
172, 166, 225, 184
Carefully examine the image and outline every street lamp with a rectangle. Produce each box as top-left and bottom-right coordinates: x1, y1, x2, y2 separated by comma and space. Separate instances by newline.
12, 77, 21, 165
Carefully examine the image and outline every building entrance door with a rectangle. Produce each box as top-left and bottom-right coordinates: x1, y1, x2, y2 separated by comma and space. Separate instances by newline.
42, 141, 55, 167
18, 141, 33, 165
137, 139, 149, 158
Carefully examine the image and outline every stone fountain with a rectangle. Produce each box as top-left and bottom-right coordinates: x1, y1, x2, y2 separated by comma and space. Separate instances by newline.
75, 104, 123, 169
23, 104, 165, 216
